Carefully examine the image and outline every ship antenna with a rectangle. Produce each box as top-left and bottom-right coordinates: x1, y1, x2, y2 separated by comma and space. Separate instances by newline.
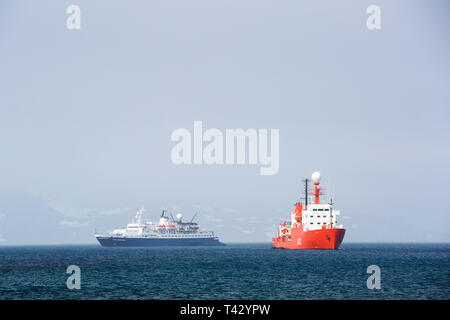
329, 181, 334, 205
190, 212, 198, 223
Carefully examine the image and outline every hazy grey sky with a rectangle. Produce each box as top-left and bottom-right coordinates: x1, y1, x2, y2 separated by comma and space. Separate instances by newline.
0, 0, 449, 244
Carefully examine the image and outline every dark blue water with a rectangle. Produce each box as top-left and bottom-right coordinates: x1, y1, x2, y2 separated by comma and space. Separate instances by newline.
0, 243, 448, 300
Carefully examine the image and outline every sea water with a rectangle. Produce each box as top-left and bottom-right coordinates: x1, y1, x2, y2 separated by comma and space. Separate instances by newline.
0, 243, 448, 300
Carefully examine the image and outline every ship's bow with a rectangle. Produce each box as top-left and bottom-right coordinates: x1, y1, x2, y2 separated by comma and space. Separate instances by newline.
330, 228, 346, 249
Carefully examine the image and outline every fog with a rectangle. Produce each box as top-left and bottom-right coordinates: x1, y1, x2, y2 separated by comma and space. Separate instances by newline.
0, 0, 449, 244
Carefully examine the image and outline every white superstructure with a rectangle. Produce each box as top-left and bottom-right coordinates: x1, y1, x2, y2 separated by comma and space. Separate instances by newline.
291, 203, 343, 231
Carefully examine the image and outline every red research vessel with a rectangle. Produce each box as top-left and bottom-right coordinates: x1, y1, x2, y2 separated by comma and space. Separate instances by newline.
272, 172, 345, 249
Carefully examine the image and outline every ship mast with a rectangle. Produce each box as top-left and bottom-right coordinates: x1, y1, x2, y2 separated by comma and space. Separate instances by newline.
311, 171, 322, 204
135, 206, 145, 225
302, 178, 309, 209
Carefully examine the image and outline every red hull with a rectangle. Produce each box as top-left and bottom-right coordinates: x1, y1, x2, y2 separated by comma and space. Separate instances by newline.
272, 227, 345, 250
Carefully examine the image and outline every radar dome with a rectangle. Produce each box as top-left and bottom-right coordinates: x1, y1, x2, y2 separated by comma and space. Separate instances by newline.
312, 171, 321, 182
176, 213, 183, 220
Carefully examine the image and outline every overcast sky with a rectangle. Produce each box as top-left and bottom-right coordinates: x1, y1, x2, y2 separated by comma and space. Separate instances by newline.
0, 0, 449, 245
